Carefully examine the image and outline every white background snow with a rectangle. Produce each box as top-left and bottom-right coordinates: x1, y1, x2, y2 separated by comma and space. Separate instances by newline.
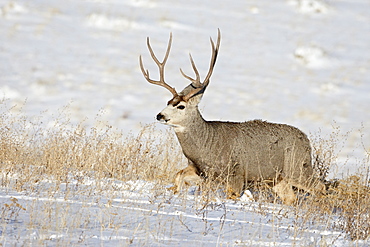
0, 0, 369, 246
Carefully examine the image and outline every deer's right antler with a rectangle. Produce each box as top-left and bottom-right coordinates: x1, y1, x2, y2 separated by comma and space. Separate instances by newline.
139, 33, 178, 98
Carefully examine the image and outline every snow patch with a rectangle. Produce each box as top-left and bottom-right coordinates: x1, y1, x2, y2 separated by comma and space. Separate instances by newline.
288, 0, 330, 14
126, 0, 156, 8
0, 2, 28, 16
249, 6, 260, 14
319, 82, 340, 94
294, 45, 330, 68
0, 86, 20, 99
86, 13, 142, 31
160, 20, 195, 31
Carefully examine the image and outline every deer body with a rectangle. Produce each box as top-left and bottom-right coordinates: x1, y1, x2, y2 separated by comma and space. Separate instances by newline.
171, 115, 316, 200
175, 119, 311, 181
140, 30, 324, 204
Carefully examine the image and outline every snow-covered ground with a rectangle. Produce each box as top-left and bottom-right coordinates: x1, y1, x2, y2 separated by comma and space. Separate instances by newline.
0, 175, 364, 246
1, 0, 369, 245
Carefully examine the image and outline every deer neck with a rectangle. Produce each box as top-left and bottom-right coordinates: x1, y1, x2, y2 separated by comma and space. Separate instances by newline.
173, 106, 206, 133
173, 107, 211, 161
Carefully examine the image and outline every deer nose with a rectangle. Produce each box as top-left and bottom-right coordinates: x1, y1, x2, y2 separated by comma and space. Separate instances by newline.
156, 113, 164, 121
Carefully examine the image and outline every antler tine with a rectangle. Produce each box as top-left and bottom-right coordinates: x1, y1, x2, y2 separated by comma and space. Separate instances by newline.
182, 29, 221, 101
139, 33, 178, 98
179, 53, 201, 86
139, 55, 150, 80
202, 28, 221, 87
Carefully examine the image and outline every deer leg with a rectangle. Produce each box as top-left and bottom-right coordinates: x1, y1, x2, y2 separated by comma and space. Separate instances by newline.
272, 179, 296, 205
226, 163, 245, 199
288, 177, 326, 197
170, 162, 202, 194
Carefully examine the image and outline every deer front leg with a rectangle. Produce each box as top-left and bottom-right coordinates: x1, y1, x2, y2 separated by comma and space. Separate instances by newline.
170, 160, 202, 194
272, 179, 296, 205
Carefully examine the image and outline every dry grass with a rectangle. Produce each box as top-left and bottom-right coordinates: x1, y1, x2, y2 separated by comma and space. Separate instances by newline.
0, 101, 185, 191
0, 100, 369, 243
304, 127, 370, 241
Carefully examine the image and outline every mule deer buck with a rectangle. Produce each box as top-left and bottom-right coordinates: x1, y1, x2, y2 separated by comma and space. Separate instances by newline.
139, 30, 325, 204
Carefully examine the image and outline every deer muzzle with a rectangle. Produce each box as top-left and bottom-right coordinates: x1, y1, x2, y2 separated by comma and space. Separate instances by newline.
156, 113, 166, 121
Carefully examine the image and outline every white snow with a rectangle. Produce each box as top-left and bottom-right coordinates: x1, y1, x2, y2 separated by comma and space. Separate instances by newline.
0, 175, 361, 246
1, 0, 369, 245
294, 45, 330, 68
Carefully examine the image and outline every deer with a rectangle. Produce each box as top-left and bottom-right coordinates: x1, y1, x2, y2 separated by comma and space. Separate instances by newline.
139, 29, 325, 204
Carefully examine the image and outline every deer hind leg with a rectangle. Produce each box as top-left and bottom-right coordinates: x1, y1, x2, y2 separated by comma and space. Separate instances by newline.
272, 179, 296, 205
170, 163, 202, 194
288, 177, 326, 197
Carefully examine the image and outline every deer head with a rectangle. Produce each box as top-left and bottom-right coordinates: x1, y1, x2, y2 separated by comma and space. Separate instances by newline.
139, 29, 221, 130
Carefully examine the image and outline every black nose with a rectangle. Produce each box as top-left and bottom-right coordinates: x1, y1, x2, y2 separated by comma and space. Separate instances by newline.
156, 113, 164, 121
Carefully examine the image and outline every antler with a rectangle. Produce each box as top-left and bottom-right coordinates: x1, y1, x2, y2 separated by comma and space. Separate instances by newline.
139, 33, 178, 98
181, 29, 221, 101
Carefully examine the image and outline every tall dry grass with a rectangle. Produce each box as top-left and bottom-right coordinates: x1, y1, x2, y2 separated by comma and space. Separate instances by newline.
0, 100, 185, 191
305, 126, 370, 241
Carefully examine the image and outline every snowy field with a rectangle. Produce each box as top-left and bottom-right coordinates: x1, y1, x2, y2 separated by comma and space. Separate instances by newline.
1, 0, 369, 246
0, 177, 360, 246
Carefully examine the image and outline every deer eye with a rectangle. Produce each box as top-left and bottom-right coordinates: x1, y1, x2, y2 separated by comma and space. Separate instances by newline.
177, 105, 185, 110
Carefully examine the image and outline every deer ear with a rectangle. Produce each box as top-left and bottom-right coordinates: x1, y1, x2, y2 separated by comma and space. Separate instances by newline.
187, 92, 203, 106
179, 84, 205, 105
